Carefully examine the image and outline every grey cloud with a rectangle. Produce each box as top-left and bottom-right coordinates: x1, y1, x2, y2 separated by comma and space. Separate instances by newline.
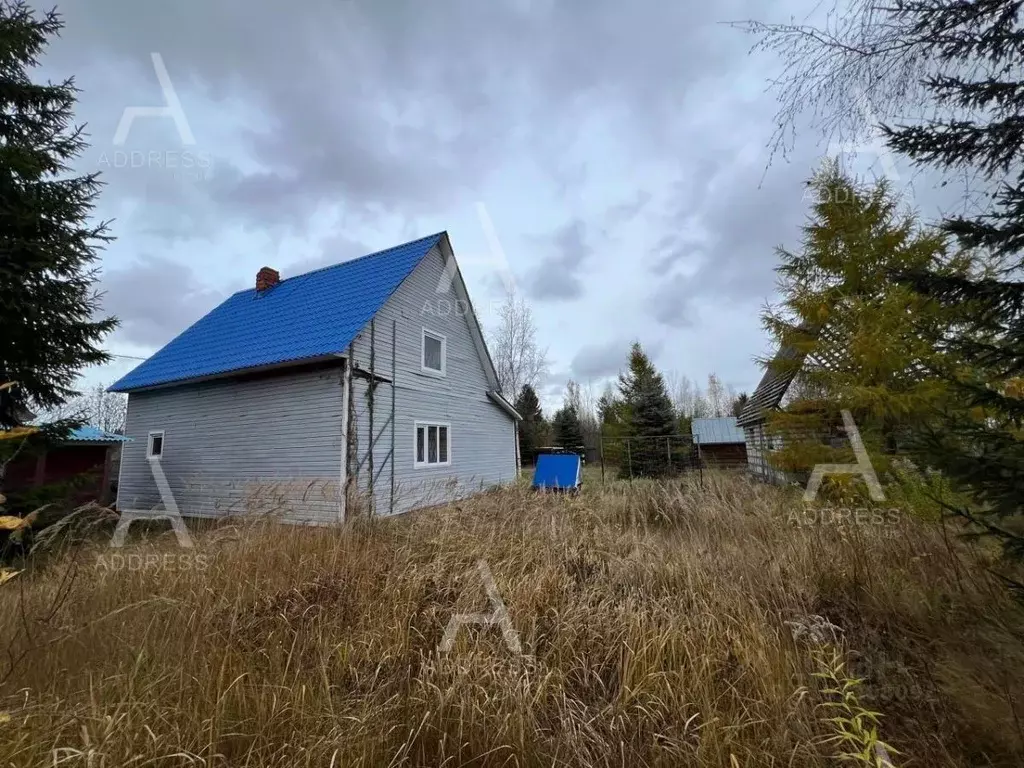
604, 190, 652, 230
44, 0, 770, 238
281, 233, 371, 278
526, 219, 591, 301
572, 336, 668, 381
571, 335, 671, 382
649, 275, 695, 329
694, 155, 813, 300
571, 340, 628, 380
650, 229, 704, 274
101, 256, 234, 348
643, 134, 820, 331
101, 232, 372, 352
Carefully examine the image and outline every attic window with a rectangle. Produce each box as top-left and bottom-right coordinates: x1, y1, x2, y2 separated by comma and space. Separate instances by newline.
147, 431, 165, 458
421, 328, 446, 376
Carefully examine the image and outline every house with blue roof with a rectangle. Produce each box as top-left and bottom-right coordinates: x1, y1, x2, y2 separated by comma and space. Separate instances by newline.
110, 232, 521, 522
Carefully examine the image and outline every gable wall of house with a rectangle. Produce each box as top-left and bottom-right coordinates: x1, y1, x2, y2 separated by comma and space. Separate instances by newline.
743, 422, 789, 485
345, 244, 517, 515
117, 366, 344, 524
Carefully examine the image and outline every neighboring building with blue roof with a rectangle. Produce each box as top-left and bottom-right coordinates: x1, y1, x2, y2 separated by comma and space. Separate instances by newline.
691, 417, 746, 445
67, 426, 131, 444
691, 416, 748, 469
113, 233, 521, 522
0, 425, 130, 506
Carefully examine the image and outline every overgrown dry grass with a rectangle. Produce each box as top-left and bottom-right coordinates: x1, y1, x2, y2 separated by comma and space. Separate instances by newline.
1, 474, 1023, 767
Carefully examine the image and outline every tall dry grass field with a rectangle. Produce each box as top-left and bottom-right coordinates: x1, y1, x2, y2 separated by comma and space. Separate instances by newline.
1, 474, 1023, 766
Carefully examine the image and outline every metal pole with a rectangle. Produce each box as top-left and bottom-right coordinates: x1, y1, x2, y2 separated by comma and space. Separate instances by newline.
696, 437, 703, 488
345, 342, 356, 511
626, 439, 633, 484
600, 435, 606, 486
390, 319, 396, 516
666, 436, 672, 475
368, 319, 375, 516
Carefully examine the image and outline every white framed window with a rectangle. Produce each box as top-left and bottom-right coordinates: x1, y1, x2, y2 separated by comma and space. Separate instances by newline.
421, 327, 446, 376
147, 430, 165, 458
414, 421, 451, 467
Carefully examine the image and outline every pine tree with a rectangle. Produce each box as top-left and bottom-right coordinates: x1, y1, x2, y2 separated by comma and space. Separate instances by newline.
514, 384, 547, 464
617, 342, 676, 477
877, 0, 1024, 560
0, 3, 116, 430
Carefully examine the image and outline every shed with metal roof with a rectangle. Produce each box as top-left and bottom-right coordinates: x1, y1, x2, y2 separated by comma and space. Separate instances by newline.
691, 417, 748, 469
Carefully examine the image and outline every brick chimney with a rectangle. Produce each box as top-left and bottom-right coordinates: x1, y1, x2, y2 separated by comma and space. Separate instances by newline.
256, 266, 280, 292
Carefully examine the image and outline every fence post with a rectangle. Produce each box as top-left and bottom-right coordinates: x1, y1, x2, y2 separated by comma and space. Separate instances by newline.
600, 436, 606, 486
666, 437, 672, 474
696, 437, 703, 488
626, 439, 633, 484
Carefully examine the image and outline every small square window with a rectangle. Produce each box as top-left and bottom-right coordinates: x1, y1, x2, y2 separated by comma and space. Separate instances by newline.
421, 328, 446, 375
147, 431, 165, 458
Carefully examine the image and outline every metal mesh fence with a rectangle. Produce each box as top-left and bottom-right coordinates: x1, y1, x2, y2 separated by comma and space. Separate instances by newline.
598, 435, 701, 484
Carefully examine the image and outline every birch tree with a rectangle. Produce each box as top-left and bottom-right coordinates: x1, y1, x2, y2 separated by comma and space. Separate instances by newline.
490, 292, 549, 396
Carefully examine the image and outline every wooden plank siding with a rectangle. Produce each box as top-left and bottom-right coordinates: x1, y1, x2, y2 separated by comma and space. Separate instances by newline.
117, 365, 345, 524
346, 244, 518, 515
116, 243, 517, 522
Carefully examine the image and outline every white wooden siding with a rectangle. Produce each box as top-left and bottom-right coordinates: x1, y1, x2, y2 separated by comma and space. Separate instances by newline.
117, 367, 344, 524
116, 244, 516, 522
347, 244, 517, 515
743, 422, 788, 484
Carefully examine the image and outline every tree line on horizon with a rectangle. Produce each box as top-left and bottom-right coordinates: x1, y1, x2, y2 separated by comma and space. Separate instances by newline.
512, 355, 749, 476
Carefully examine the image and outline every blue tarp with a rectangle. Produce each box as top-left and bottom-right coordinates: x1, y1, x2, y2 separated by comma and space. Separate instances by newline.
532, 453, 582, 491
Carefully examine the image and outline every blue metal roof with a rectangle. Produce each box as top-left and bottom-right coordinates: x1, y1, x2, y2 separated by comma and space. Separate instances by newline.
692, 417, 745, 444
68, 426, 131, 443
110, 233, 444, 392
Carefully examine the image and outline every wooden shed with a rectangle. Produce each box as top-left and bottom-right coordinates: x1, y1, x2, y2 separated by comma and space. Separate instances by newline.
1, 426, 130, 507
691, 417, 747, 469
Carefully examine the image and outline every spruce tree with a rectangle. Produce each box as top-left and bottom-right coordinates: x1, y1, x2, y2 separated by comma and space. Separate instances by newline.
0, 3, 116, 429
878, 0, 1024, 560
731, 392, 750, 418
551, 404, 584, 452
617, 342, 676, 477
514, 384, 547, 464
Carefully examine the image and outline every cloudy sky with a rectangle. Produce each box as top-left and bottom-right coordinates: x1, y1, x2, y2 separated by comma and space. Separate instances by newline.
33, 0, 915, 411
